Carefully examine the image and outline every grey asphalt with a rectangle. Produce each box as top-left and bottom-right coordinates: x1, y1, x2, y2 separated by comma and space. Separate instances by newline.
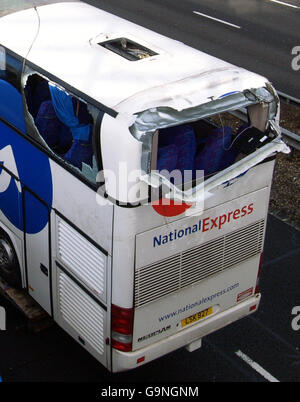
0, 0, 77, 16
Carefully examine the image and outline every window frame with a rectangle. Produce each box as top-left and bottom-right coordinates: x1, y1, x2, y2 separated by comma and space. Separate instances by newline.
20, 64, 111, 190
0, 47, 23, 92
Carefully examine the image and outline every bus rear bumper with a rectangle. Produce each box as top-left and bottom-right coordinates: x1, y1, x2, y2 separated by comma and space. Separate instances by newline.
112, 293, 261, 372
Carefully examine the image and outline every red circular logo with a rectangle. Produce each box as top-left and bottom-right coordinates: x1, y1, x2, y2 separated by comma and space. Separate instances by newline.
152, 198, 192, 217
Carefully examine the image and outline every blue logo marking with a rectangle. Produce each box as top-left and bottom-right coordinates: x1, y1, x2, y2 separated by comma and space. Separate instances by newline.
0, 81, 53, 234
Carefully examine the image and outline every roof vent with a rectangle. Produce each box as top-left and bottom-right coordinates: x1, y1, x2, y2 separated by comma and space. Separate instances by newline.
99, 38, 158, 61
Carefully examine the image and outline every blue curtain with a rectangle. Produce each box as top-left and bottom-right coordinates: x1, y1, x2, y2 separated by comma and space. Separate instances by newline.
48, 84, 91, 142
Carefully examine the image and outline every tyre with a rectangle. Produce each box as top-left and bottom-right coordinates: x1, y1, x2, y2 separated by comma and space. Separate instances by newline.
0, 232, 22, 289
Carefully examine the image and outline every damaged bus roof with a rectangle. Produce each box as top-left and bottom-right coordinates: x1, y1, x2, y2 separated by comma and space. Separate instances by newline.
0, 2, 268, 115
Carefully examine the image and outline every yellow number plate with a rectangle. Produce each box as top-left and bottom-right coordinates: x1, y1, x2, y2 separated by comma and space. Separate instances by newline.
181, 307, 213, 328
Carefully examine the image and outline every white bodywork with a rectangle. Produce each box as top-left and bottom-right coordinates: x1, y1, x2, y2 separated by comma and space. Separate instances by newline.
0, 2, 289, 373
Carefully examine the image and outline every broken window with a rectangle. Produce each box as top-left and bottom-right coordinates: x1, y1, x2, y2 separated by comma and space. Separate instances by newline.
144, 91, 282, 204
24, 74, 100, 184
0, 49, 26, 131
130, 87, 290, 204
152, 108, 274, 185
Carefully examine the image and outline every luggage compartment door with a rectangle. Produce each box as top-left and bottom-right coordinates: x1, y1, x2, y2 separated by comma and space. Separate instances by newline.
53, 215, 110, 369
24, 189, 52, 314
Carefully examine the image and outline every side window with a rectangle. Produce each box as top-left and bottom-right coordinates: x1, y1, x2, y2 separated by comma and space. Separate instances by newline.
0, 46, 23, 91
24, 73, 100, 184
0, 46, 5, 72
0, 46, 26, 132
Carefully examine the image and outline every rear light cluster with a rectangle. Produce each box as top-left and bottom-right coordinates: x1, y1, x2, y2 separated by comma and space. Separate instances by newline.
111, 304, 134, 352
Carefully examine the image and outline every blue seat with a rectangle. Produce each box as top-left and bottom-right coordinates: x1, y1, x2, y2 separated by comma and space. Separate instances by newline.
25, 78, 51, 118
58, 125, 73, 151
35, 100, 60, 148
174, 129, 196, 178
64, 138, 93, 169
35, 100, 73, 152
158, 124, 196, 180
157, 144, 178, 173
194, 126, 237, 175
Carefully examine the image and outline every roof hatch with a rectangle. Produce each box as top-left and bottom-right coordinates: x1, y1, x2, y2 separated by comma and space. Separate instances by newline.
99, 38, 158, 61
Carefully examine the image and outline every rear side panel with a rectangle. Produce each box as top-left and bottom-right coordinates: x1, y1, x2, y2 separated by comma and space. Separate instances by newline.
111, 160, 274, 308
132, 186, 268, 350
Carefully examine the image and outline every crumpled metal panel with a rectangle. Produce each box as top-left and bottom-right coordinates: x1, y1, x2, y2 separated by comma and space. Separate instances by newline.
130, 88, 275, 141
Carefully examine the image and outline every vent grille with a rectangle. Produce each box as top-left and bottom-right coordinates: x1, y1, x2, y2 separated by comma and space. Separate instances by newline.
58, 271, 105, 355
135, 220, 265, 308
57, 219, 106, 299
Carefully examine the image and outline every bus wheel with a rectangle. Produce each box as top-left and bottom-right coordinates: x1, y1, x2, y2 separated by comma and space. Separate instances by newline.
0, 233, 22, 289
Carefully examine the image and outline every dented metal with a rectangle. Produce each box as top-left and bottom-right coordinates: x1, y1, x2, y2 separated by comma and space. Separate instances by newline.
141, 136, 289, 204
130, 88, 274, 141
134, 85, 280, 176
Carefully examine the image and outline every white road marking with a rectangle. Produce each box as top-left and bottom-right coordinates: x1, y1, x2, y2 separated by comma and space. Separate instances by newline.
193, 11, 241, 29
269, 0, 300, 9
235, 350, 280, 382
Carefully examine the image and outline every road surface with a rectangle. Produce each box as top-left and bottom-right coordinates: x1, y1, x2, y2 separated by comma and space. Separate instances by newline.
85, 0, 300, 98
